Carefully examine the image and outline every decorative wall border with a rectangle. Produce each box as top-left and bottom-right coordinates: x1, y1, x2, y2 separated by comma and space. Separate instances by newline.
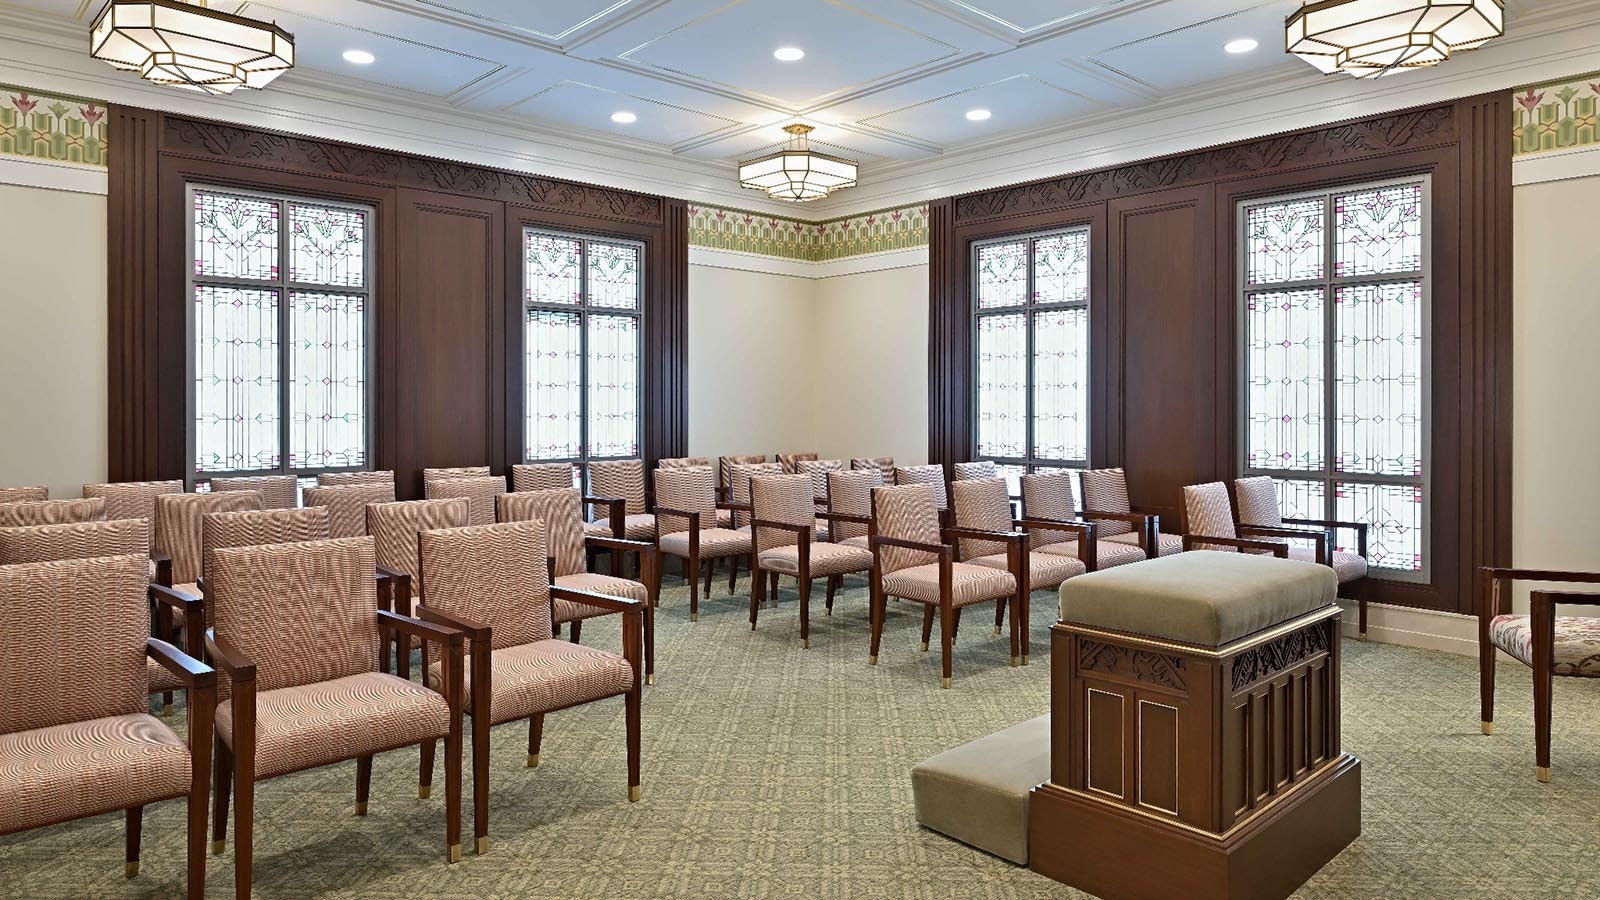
688, 201, 929, 261
1, 84, 108, 167
1513, 71, 1599, 157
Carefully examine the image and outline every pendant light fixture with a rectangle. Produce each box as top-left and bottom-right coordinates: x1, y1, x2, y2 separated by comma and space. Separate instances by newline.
1286, 0, 1503, 78
90, 0, 295, 95
738, 124, 858, 203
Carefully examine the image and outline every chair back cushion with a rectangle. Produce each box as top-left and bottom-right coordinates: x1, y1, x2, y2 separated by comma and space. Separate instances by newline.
729, 462, 783, 528
1020, 471, 1078, 550
317, 470, 395, 488
952, 461, 997, 481
751, 474, 815, 552
1233, 476, 1283, 527
895, 465, 949, 511
303, 483, 395, 539
209, 474, 298, 510
423, 475, 506, 526
366, 499, 470, 592
951, 478, 1012, 560
0, 486, 48, 503
82, 480, 183, 521
202, 507, 333, 587
209, 536, 380, 693
0, 498, 107, 529
826, 470, 878, 543
850, 457, 894, 483
153, 492, 262, 585
419, 521, 550, 649
510, 463, 576, 492
658, 457, 710, 468
872, 483, 942, 574
777, 452, 819, 474
0, 519, 150, 565
794, 459, 843, 501
0, 554, 150, 734
1079, 468, 1133, 537
422, 466, 491, 484
1182, 482, 1238, 550
588, 460, 646, 516
717, 455, 768, 493
497, 489, 585, 578
652, 466, 716, 536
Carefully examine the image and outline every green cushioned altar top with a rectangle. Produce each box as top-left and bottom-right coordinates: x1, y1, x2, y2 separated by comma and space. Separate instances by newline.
1059, 550, 1337, 648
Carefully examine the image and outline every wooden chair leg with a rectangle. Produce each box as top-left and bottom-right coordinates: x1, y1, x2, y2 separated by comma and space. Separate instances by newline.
569, 620, 583, 644
125, 806, 143, 879
825, 575, 837, 616
1358, 580, 1369, 638
689, 551, 701, 622
355, 755, 373, 816
610, 545, 622, 578
644, 596, 657, 686
868, 578, 885, 665
626, 685, 642, 803
952, 607, 962, 642
234, 743, 254, 900
769, 572, 780, 607
419, 739, 436, 798
445, 706, 463, 863
702, 558, 714, 600
939, 599, 955, 689
920, 605, 935, 652
212, 737, 232, 855
1532, 595, 1554, 782
527, 714, 544, 768
1479, 581, 1497, 735
994, 598, 1006, 635
728, 555, 740, 594
471, 708, 488, 854
750, 560, 763, 630
1008, 594, 1021, 667
1020, 588, 1031, 665
799, 576, 812, 649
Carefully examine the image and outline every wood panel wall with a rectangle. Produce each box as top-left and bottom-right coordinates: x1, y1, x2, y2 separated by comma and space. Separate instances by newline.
108, 107, 688, 500
928, 93, 1513, 615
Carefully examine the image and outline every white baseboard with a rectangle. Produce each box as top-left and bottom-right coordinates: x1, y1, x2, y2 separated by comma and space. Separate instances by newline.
1336, 598, 1479, 656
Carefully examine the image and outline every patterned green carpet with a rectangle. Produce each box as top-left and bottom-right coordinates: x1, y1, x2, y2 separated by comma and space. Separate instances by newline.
3, 575, 1597, 899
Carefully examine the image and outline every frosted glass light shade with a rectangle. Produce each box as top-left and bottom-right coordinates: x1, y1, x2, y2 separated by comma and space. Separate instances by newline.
90, 0, 294, 95
1286, 0, 1502, 78
738, 125, 858, 202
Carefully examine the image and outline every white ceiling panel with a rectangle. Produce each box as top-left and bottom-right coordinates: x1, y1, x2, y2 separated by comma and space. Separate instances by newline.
620, 0, 961, 109
1089, 2, 1304, 91
3, 0, 92, 18
938, 0, 1111, 34
682, 120, 925, 163
509, 81, 742, 144
859, 73, 1099, 144
406, 0, 639, 42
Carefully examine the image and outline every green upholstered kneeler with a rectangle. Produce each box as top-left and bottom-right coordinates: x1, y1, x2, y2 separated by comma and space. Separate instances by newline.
912, 714, 1049, 864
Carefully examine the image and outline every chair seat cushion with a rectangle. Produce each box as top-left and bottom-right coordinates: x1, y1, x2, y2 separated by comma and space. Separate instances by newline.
841, 535, 869, 552
1285, 547, 1368, 583
429, 639, 632, 725
1489, 614, 1600, 677
759, 541, 874, 578
967, 552, 1085, 590
883, 562, 1016, 607
1106, 531, 1185, 557
584, 514, 656, 541
1037, 540, 1147, 569
911, 714, 1049, 865
553, 572, 648, 624
216, 672, 451, 779
659, 527, 752, 559
0, 713, 190, 834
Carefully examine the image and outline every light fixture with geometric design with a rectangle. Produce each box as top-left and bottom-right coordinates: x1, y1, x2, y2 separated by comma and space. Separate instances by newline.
737, 124, 858, 203
1286, 0, 1503, 78
90, 0, 295, 95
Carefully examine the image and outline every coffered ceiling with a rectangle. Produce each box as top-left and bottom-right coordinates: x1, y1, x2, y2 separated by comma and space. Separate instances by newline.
2, 0, 1598, 216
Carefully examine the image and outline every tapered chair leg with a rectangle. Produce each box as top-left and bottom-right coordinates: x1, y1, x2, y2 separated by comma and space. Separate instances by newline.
702, 559, 714, 600
1020, 589, 1031, 665
419, 739, 436, 798
920, 605, 934, 652
939, 600, 955, 689
688, 552, 701, 622
868, 580, 885, 665
994, 598, 1006, 635
445, 713, 463, 862
356, 755, 372, 815
750, 560, 763, 629
1008, 594, 1021, 666
825, 576, 837, 616
626, 687, 642, 802
729, 556, 740, 594
799, 576, 812, 649
212, 738, 232, 855
569, 620, 583, 644
1532, 596, 1554, 782
471, 690, 489, 854
527, 714, 544, 768
125, 806, 142, 879
234, 752, 254, 900
952, 607, 962, 642
769, 572, 780, 607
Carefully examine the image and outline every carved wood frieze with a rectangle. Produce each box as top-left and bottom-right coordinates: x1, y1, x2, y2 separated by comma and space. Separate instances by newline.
160, 116, 663, 224
1230, 621, 1332, 693
954, 104, 1457, 223
1078, 638, 1187, 692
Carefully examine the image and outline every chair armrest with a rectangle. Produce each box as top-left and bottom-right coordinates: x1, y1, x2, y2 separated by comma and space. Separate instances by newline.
150, 551, 172, 587
653, 506, 702, 537
586, 535, 657, 555
374, 564, 412, 614
942, 525, 1024, 544
415, 605, 491, 642
149, 582, 199, 611
751, 519, 809, 535
1016, 516, 1097, 541
1082, 510, 1153, 525
818, 511, 870, 525
717, 500, 751, 513
871, 535, 950, 555
204, 630, 257, 683
1181, 534, 1289, 557
1285, 517, 1369, 557
147, 638, 216, 689
1238, 524, 1331, 564
551, 584, 646, 614
583, 496, 628, 537
1480, 567, 1600, 584
376, 609, 463, 649
1532, 590, 1600, 608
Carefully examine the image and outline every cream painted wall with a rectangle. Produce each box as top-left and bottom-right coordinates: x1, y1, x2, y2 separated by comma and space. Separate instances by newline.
0, 183, 107, 499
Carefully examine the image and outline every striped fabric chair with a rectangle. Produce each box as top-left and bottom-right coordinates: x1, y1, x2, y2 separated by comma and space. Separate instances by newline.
209, 475, 298, 510
653, 465, 751, 622
0, 485, 48, 502
869, 483, 1027, 686
497, 489, 658, 685
317, 470, 396, 488
367, 499, 471, 615
1020, 471, 1145, 570
750, 473, 874, 647
424, 475, 507, 527
303, 482, 396, 539
776, 452, 819, 474
83, 480, 183, 522
795, 459, 844, 520
510, 463, 576, 492
658, 456, 710, 468
825, 469, 878, 555
952, 461, 997, 480
1079, 468, 1181, 558
716, 455, 767, 527
0, 497, 106, 528
152, 492, 263, 599
850, 456, 894, 483
1233, 475, 1371, 634
718, 461, 784, 595
953, 477, 1095, 639
415, 520, 642, 854
585, 460, 656, 541
1178, 482, 1291, 559
894, 465, 951, 525
206, 535, 464, 891
0, 553, 215, 899
423, 466, 490, 486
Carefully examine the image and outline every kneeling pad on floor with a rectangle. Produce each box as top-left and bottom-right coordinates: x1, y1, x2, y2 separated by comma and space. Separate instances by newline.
911, 714, 1049, 864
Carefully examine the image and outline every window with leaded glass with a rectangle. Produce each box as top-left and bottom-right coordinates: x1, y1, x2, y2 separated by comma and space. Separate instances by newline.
522, 230, 643, 478
972, 228, 1090, 495
188, 187, 372, 486
1240, 178, 1429, 577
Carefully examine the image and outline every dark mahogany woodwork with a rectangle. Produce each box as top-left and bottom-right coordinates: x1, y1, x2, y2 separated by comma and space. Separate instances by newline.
108, 107, 688, 499
928, 93, 1513, 615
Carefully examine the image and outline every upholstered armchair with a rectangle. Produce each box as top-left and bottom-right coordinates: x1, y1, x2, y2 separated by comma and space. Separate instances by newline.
304, 482, 397, 539
152, 492, 263, 598
1233, 475, 1372, 635
825, 469, 878, 555
1177, 482, 1291, 559
415, 520, 642, 855
83, 479, 184, 521
367, 499, 472, 618
586, 459, 657, 540
726, 461, 784, 593
209, 474, 299, 510
0, 553, 215, 899
653, 465, 751, 622
868, 483, 1028, 687
511, 462, 577, 492
850, 456, 895, 484
777, 451, 819, 474
425, 474, 507, 527
895, 465, 953, 527
1478, 567, 1600, 782
1078, 467, 1180, 559
1019, 471, 1144, 570
318, 470, 396, 488
749, 473, 874, 647
0, 496, 106, 528
497, 489, 659, 685
0, 485, 47, 502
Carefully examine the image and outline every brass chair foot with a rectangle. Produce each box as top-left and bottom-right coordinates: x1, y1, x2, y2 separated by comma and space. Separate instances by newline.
825, 609, 832, 616
356, 801, 368, 816
941, 677, 952, 689
418, 785, 432, 799
993, 625, 1001, 635
802, 638, 810, 649
868, 654, 878, 666
1358, 632, 1368, 641
211, 841, 226, 856
690, 612, 699, 623
527, 753, 540, 768
159, 703, 171, 718
646, 673, 656, 686
1537, 766, 1551, 783
1022, 654, 1030, 666
1481, 721, 1494, 735
919, 642, 929, 652
1010, 655, 1019, 667
125, 862, 140, 879
629, 785, 642, 803
448, 843, 462, 864
475, 837, 488, 855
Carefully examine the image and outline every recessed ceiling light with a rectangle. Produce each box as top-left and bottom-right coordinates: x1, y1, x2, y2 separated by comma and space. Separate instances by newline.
611, 111, 637, 124
342, 49, 375, 65
965, 108, 992, 122
773, 47, 805, 62
1224, 38, 1258, 54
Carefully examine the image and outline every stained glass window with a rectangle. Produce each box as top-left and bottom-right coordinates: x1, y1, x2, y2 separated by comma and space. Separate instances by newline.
973, 227, 1091, 487
523, 229, 644, 479
1240, 179, 1428, 576
190, 188, 371, 483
